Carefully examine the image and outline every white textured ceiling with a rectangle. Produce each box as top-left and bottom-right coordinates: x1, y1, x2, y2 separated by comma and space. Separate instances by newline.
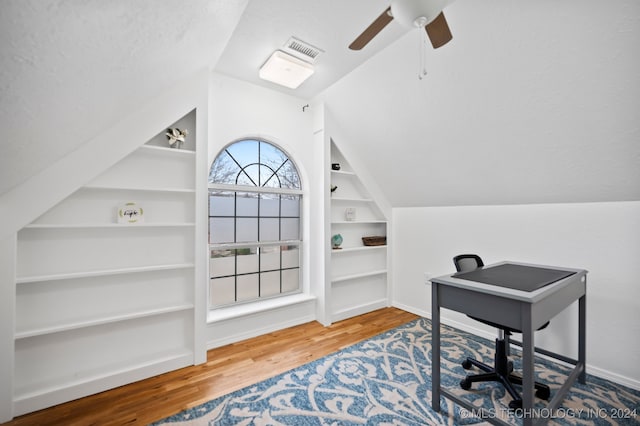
214, 0, 408, 99
0, 0, 248, 196
0, 0, 412, 197
2, 0, 639, 207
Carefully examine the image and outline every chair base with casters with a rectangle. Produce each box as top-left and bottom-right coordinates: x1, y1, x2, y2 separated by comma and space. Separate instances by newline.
459, 331, 551, 409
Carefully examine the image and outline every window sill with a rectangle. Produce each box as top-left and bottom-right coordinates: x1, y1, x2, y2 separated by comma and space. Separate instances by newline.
207, 293, 316, 324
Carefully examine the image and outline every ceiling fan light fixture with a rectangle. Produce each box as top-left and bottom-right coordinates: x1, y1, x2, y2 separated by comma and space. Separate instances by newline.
391, 0, 445, 28
259, 50, 314, 89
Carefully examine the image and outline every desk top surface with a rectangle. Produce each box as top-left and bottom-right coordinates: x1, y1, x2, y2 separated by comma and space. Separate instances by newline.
430, 261, 587, 302
453, 263, 576, 292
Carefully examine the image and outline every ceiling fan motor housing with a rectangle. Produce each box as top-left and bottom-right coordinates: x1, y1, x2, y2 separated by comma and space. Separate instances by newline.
391, 0, 445, 28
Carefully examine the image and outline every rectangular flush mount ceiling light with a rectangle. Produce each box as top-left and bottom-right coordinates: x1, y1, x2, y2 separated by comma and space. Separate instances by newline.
259, 50, 314, 89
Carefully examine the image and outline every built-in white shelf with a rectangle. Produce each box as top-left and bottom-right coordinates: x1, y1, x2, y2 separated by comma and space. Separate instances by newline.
327, 141, 389, 324
15, 303, 194, 339
331, 170, 356, 176
83, 184, 196, 193
24, 223, 195, 229
331, 245, 386, 254
332, 269, 387, 283
330, 197, 373, 202
16, 263, 195, 284
331, 220, 388, 225
138, 144, 196, 156
12, 108, 200, 418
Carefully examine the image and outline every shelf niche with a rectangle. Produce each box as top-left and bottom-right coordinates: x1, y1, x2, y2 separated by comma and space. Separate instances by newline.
328, 139, 389, 323
13, 109, 199, 416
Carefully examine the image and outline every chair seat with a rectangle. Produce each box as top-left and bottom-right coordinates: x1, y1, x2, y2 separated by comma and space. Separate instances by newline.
468, 315, 550, 334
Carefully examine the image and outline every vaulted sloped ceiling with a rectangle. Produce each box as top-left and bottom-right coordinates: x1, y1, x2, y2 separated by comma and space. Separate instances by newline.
2, 0, 639, 208
319, 0, 640, 207
0, 0, 248, 196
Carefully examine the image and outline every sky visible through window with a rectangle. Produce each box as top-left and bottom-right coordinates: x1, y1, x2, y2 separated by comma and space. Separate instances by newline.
209, 139, 300, 189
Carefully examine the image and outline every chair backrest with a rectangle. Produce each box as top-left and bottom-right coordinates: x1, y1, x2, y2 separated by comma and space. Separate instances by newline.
453, 254, 484, 272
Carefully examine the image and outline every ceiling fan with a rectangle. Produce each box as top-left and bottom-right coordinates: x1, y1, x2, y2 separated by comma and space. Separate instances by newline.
349, 0, 453, 51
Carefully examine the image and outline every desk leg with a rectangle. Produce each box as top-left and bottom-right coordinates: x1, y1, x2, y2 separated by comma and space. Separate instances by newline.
579, 290, 587, 384
431, 282, 441, 412
521, 304, 534, 426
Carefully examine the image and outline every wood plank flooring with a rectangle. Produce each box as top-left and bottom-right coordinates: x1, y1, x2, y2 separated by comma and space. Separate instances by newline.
7, 308, 419, 426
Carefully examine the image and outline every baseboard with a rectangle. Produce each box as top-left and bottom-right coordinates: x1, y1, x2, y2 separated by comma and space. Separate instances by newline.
13, 352, 193, 417
391, 302, 640, 392
586, 365, 640, 391
331, 299, 388, 323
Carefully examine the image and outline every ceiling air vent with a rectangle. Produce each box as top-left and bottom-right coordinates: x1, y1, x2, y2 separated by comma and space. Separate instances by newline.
283, 37, 324, 64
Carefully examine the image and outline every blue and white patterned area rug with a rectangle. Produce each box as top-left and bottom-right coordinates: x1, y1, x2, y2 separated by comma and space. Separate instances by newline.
153, 319, 639, 425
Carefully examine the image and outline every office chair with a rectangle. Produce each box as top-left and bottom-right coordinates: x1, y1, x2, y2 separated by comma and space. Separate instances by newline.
453, 254, 551, 409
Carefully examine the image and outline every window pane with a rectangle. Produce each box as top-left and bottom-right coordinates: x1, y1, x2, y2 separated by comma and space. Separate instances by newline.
282, 268, 300, 293
260, 194, 280, 217
236, 218, 258, 242
260, 246, 280, 271
236, 194, 258, 216
260, 142, 286, 170
226, 140, 258, 166
209, 192, 234, 216
277, 160, 301, 189
281, 245, 299, 269
210, 218, 234, 243
210, 277, 235, 306
281, 196, 300, 217
237, 274, 259, 302
237, 247, 259, 274
260, 271, 280, 297
281, 218, 299, 240
210, 250, 235, 278
236, 164, 260, 187
259, 218, 279, 241
260, 164, 280, 188
209, 139, 303, 310
209, 151, 241, 185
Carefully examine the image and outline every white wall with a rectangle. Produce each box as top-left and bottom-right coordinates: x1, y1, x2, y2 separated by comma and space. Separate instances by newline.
318, 0, 640, 208
392, 201, 640, 389
206, 72, 320, 347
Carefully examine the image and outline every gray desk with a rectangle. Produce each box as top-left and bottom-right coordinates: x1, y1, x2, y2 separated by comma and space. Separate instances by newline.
430, 261, 588, 426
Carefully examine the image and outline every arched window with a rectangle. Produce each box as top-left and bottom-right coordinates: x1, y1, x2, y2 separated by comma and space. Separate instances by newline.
208, 139, 302, 308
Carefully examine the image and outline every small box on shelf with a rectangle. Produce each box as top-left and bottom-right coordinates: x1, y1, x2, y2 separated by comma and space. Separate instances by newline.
362, 236, 386, 246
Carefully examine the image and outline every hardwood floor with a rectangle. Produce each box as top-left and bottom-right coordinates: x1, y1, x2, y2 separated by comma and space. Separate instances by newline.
7, 308, 419, 426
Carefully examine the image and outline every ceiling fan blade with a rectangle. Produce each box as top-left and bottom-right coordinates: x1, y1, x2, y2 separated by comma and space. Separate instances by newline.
425, 12, 453, 49
349, 7, 394, 50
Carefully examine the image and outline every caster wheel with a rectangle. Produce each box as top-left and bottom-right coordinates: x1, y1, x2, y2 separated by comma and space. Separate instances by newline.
460, 378, 472, 390
462, 359, 473, 370
508, 399, 523, 410
536, 387, 551, 400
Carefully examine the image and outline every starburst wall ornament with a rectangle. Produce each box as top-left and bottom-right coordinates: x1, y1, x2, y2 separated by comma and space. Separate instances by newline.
166, 128, 188, 149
